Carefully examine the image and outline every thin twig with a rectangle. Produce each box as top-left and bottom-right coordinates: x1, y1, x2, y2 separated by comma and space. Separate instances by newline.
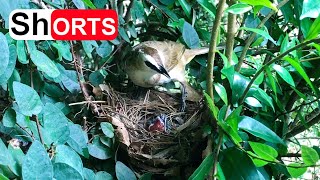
70, 41, 100, 116
124, 0, 135, 23
35, 116, 45, 144
205, 0, 226, 179
235, 0, 290, 71
69, 101, 107, 106
16, 123, 35, 140
239, 38, 320, 104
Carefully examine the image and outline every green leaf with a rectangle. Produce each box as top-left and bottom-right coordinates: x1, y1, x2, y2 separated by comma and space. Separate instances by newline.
0, 173, 9, 180
13, 82, 43, 116
16, 40, 28, 64
43, 83, 64, 98
226, 3, 252, 14
84, 168, 95, 180
7, 144, 25, 177
81, 0, 96, 9
2, 108, 16, 128
239, 0, 277, 11
272, 64, 295, 87
214, 83, 228, 105
82, 41, 98, 59
178, 0, 191, 17
301, 145, 319, 165
0, 44, 17, 85
239, 27, 276, 44
196, 0, 216, 17
249, 141, 278, 165
118, 27, 130, 43
203, 92, 218, 119
245, 97, 262, 108
88, 139, 112, 160
220, 148, 260, 179
265, 66, 277, 97
116, 161, 137, 180
100, 122, 114, 138
53, 145, 84, 180
95, 171, 113, 180
284, 57, 318, 96
52, 41, 72, 61
239, 116, 285, 145
72, 0, 85, 9
287, 163, 307, 178
188, 153, 214, 180
182, 21, 200, 48
67, 124, 89, 158
30, 50, 60, 78
96, 41, 112, 58
22, 141, 53, 180
0, 32, 9, 77
42, 103, 70, 145
56, 64, 81, 93
305, 16, 320, 40
300, 0, 320, 19
0, 139, 13, 166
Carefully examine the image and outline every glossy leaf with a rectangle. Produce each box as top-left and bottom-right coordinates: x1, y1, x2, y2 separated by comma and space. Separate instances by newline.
245, 97, 262, 108
72, 0, 85, 9
116, 161, 137, 180
301, 145, 319, 165
101, 122, 114, 138
96, 41, 112, 58
30, 50, 60, 78
22, 141, 53, 180
239, 116, 285, 145
0, 139, 13, 166
67, 124, 89, 157
284, 57, 318, 95
118, 27, 130, 43
305, 16, 320, 40
300, 0, 320, 19
42, 103, 70, 145
272, 64, 295, 87
95, 171, 113, 180
196, 0, 216, 17
53, 145, 84, 179
13, 82, 43, 116
226, 3, 252, 14
178, 0, 191, 17
287, 163, 307, 178
214, 83, 228, 105
16, 40, 28, 64
240, 27, 276, 44
0, 32, 9, 77
249, 141, 278, 166
2, 108, 16, 128
81, 0, 96, 9
189, 153, 214, 180
52, 41, 72, 61
221, 148, 260, 179
182, 21, 200, 48
0, 45, 17, 85
204, 93, 218, 119
88, 138, 112, 160
239, 0, 277, 11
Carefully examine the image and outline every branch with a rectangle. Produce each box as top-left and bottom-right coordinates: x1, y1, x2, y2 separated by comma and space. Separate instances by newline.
204, 0, 226, 179
286, 108, 320, 138
235, 0, 290, 71
35, 116, 44, 144
239, 38, 320, 104
70, 41, 100, 116
225, 0, 237, 63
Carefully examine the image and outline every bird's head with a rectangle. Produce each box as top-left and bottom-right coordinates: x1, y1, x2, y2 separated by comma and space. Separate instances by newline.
136, 47, 171, 78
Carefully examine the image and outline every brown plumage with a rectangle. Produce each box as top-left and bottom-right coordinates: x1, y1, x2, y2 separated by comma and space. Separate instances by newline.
123, 40, 209, 102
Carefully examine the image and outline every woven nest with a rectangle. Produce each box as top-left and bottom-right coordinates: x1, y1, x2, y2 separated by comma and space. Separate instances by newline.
97, 85, 206, 177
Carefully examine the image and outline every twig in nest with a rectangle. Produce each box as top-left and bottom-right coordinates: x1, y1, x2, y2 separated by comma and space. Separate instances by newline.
69, 101, 107, 106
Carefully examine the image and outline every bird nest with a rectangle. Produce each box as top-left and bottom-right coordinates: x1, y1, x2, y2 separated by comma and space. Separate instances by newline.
97, 85, 205, 177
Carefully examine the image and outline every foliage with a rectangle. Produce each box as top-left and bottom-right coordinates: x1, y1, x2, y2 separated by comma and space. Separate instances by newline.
0, 0, 320, 179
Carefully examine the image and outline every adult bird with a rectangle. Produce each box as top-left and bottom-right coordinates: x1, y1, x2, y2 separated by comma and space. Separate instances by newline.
123, 40, 210, 111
